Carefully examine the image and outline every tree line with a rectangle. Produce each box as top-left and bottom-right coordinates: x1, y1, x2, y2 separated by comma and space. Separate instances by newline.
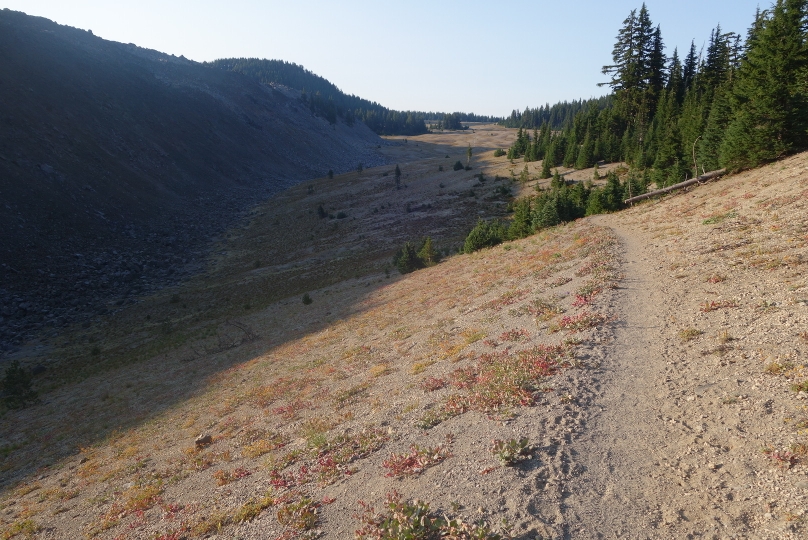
209, 58, 499, 136
500, 96, 613, 130
504, 0, 808, 185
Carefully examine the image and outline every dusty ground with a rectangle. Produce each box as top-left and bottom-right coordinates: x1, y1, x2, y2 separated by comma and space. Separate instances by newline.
1, 128, 807, 539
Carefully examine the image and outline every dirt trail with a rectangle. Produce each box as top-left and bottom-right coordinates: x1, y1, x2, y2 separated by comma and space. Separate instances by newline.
560, 220, 672, 538
565, 185, 808, 540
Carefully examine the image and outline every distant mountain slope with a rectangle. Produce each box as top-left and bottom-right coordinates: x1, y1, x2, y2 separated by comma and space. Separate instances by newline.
210, 58, 501, 135
210, 58, 429, 135
0, 9, 385, 354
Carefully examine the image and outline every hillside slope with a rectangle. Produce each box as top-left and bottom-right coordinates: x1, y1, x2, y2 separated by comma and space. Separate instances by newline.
0, 9, 385, 355
1, 130, 807, 539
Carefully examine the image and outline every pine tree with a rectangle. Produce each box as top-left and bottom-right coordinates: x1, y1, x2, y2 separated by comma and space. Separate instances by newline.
394, 242, 424, 274
576, 125, 595, 169
683, 41, 699, 92
647, 25, 667, 113
508, 198, 533, 240
535, 198, 561, 229
540, 156, 552, 179
417, 237, 439, 266
678, 89, 708, 175
563, 132, 578, 167
722, 0, 808, 170
602, 4, 659, 138
551, 169, 563, 188
652, 89, 683, 176
667, 48, 685, 104
520, 164, 530, 183
698, 85, 733, 172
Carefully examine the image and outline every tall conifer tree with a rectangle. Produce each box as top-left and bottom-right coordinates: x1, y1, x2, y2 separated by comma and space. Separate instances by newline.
722, 0, 808, 170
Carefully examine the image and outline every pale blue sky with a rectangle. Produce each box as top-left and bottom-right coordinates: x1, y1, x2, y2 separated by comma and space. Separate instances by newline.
4, 1, 763, 116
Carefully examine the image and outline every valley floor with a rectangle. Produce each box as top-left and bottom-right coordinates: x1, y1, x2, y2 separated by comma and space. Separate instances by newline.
1, 128, 807, 539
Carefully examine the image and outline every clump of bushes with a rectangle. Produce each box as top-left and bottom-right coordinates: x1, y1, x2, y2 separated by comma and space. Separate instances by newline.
461, 170, 647, 253
463, 219, 506, 253
393, 237, 441, 274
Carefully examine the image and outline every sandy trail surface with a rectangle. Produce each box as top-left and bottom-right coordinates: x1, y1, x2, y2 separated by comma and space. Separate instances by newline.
562, 220, 670, 539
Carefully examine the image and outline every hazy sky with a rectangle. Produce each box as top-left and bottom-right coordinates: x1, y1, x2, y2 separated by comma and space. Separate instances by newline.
5, 1, 764, 116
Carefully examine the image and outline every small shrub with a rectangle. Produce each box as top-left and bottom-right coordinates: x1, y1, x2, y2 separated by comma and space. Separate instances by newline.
453, 160, 464, 171
336, 211, 347, 219
550, 311, 607, 333
302, 293, 313, 305
702, 211, 737, 225
411, 361, 435, 375
242, 432, 287, 458
700, 300, 738, 312
317, 204, 327, 218
369, 364, 393, 378
192, 511, 231, 536
328, 169, 334, 179
233, 492, 275, 523
499, 329, 529, 342
679, 328, 703, 342
763, 446, 798, 469
1, 360, 38, 409
491, 438, 532, 465
415, 408, 458, 430
212, 466, 252, 486
355, 492, 503, 540
3, 519, 40, 539
493, 148, 506, 157
420, 377, 447, 391
549, 276, 572, 287
438, 165, 444, 171
791, 380, 808, 393
276, 495, 318, 530
382, 443, 452, 478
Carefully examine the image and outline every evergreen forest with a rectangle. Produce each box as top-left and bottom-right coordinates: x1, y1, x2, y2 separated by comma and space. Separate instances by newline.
459, 0, 808, 255
503, 0, 808, 184
209, 58, 499, 135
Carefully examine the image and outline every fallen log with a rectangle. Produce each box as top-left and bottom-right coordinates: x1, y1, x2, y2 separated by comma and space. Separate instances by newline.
624, 168, 727, 205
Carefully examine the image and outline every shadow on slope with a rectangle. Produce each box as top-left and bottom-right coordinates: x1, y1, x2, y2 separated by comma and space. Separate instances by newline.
0, 143, 515, 494
0, 9, 385, 357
